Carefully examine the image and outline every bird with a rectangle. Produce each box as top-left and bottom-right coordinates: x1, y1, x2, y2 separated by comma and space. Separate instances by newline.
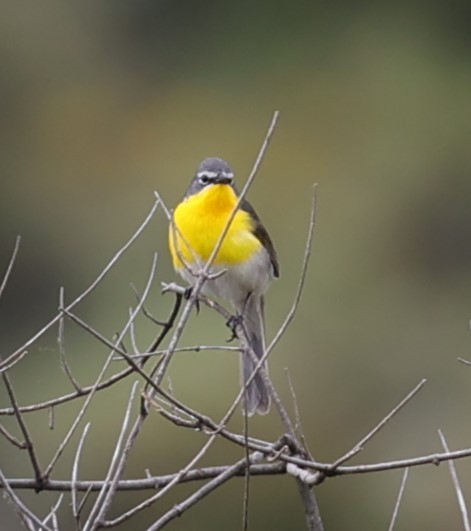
168, 157, 279, 415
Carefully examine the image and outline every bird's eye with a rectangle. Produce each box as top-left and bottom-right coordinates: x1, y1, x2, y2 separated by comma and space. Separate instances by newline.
199, 175, 210, 185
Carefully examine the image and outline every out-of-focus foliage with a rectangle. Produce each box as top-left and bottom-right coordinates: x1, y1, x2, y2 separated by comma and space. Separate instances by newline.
0, 2, 470, 529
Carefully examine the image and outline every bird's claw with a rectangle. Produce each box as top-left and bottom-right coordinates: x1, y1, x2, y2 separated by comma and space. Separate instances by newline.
226, 314, 243, 342
184, 287, 200, 314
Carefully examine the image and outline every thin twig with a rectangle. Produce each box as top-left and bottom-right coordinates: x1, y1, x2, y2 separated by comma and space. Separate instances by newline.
0, 235, 21, 300
86, 381, 139, 529
161, 282, 289, 434
81, 254, 164, 529
331, 379, 427, 469
148, 289, 183, 354
2, 370, 44, 488
0, 200, 160, 374
241, 185, 319, 442
242, 401, 250, 531
285, 368, 310, 455
0, 289, 182, 417
43, 348, 117, 480
58, 287, 81, 391
77, 485, 94, 523
43, 253, 159, 479
72, 423, 91, 525
130, 283, 166, 326
147, 457, 255, 530
387, 468, 409, 531
438, 429, 470, 531
103, 421, 219, 527
107, 337, 282, 529
113, 344, 241, 361
0, 422, 25, 448
42, 494, 64, 528
0, 467, 51, 531
0, 366, 134, 415
267, 183, 317, 357
128, 307, 140, 355
331, 448, 471, 475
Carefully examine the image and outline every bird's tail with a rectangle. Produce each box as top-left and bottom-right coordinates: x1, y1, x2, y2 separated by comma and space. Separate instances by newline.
240, 295, 271, 416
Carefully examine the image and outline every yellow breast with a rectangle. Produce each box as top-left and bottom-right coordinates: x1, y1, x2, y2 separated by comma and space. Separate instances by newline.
169, 184, 261, 270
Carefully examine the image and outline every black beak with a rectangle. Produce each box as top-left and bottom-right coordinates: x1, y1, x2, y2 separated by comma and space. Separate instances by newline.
213, 175, 232, 185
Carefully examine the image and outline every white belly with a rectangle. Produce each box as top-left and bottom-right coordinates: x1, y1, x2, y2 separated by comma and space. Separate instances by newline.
178, 247, 273, 310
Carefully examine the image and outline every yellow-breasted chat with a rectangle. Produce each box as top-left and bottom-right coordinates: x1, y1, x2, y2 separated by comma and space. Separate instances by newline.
168, 157, 279, 415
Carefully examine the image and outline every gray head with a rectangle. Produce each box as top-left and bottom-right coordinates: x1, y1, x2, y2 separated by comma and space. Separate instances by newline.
185, 157, 235, 197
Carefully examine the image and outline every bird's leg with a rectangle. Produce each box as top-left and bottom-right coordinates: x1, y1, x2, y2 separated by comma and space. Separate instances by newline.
226, 314, 243, 342
226, 292, 252, 342
183, 286, 192, 299
184, 286, 200, 314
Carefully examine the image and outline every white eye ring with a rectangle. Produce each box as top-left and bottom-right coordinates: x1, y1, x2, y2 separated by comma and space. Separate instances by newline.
197, 171, 217, 185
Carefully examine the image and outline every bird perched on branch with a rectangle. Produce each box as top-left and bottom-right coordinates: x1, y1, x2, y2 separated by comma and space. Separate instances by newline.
168, 157, 279, 415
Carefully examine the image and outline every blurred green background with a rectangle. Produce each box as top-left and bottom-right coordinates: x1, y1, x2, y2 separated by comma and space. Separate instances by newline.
1, 2, 471, 529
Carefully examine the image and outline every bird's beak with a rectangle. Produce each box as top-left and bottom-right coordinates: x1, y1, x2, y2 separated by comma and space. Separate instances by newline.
213, 174, 232, 185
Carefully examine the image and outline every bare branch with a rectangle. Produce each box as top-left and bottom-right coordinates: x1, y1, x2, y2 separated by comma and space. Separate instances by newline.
0, 421, 25, 449
0, 235, 21, 300
43, 348, 117, 479
146, 457, 254, 530
113, 344, 241, 361
72, 422, 91, 525
58, 286, 81, 392
161, 282, 293, 435
286, 463, 318, 485
2, 369, 44, 487
332, 379, 427, 469
41, 494, 64, 529
147, 288, 183, 354
48, 406, 54, 430
44, 253, 158, 479
439, 429, 470, 531
295, 480, 324, 531
332, 447, 471, 475
104, 425, 219, 526
285, 368, 311, 456
86, 381, 140, 529
388, 468, 409, 531
242, 402, 251, 531
0, 467, 51, 531
0, 366, 134, 415
0, 285, 182, 418
2, 462, 285, 494
267, 184, 317, 355
0, 200, 160, 374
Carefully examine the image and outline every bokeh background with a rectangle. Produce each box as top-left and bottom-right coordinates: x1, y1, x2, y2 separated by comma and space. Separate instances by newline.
1, 2, 471, 529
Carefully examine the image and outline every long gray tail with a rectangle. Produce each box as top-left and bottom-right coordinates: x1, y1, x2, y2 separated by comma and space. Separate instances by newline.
240, 295, 271, 416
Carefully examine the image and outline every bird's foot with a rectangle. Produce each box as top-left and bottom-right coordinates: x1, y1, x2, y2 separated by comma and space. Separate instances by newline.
184, 287, 200, 314
226, 314, 243, 342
